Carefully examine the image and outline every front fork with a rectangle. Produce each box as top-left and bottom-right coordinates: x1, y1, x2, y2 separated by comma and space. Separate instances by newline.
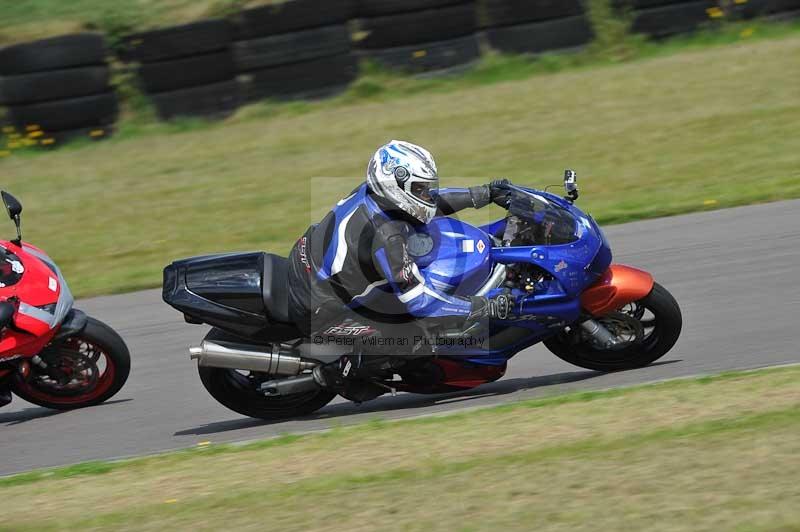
579, 319, 622, 349
22, 309, 89, 383
577, 264, 655, 348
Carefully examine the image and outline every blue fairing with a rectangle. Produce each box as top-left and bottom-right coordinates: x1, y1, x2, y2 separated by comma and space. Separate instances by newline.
424, 186, 612, 365
412, 217, 494, 296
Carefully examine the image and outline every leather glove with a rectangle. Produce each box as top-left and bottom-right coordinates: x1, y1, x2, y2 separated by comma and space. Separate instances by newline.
468, 293, 515, 321
488, 179, 512, 208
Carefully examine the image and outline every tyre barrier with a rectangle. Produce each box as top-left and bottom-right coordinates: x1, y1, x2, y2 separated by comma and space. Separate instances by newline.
612, 0, 800, 36
2, 0, 797, 139
121, 20, 241, 120
724, 0, 800, 19
484, 0, 585, 28
353, 1, 480, 73
231, 0, 358, 102
240, 54, 358, 102
231, 0, 353, 40
612, 0, 800, 19
356, 34, 482, 73
627, 1, 721, 38
353, 0, 466, 17
0, 33, 117, 148
483, 0, 593, 55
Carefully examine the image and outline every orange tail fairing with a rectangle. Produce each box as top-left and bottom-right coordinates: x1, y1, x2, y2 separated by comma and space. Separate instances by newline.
580, 264, 654, 316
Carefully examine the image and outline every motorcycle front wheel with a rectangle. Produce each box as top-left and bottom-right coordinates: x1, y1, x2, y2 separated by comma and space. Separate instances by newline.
544, 282, 682, 372
12, 316, 131, 410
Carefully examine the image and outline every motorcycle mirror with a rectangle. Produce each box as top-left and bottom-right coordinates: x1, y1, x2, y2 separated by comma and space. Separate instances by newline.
1, 191, 23, 246
563, 169, 579, 203
0, 301, 15, 330
1, 191, 22, 220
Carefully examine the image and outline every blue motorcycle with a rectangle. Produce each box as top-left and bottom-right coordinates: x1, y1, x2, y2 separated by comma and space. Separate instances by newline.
163, 172, 682, 419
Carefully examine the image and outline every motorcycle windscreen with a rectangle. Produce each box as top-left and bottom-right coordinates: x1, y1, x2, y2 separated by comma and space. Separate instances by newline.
504, 191, 579, 246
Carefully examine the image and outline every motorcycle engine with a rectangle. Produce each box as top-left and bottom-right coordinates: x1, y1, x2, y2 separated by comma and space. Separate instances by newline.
502, 262, 552, 295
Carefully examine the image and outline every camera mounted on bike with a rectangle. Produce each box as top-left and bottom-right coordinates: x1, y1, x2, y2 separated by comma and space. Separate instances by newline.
563, 169, 579, 203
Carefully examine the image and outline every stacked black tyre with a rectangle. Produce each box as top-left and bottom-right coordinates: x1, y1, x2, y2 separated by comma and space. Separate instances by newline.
614, 0, 720, 38
352, 0, 480, 73
726, 0, 800, 19
122, 20, 240, 120
230, 0, 357, 102
0, 33, 117, 148
484, 0, 593, 55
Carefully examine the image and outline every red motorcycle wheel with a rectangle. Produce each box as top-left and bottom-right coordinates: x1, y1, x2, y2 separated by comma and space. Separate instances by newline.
12, 316, 130, 410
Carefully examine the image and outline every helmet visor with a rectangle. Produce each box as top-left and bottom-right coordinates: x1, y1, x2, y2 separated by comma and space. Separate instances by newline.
410, 181, 436, 205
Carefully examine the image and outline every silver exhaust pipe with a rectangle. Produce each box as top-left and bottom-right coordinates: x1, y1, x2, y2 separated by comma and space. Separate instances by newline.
189, 340, 317, 375
258, 374, 320, 396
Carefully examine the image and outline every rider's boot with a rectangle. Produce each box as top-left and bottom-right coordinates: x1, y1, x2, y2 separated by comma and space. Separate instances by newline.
312, 355, 388, 403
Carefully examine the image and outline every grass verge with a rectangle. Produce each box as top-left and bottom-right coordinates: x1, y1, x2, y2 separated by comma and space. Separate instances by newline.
1, 27, 799, 297
1, 364, 799, 531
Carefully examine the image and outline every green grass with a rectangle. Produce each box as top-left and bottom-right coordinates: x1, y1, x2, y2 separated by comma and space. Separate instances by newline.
1, 364, 799, 531
1, 25, 799, 297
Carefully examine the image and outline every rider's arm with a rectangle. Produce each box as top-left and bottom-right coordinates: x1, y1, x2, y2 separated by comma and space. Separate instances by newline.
436, 186, 491, 215
437, 180, 511, 215
372, 221, 472, 319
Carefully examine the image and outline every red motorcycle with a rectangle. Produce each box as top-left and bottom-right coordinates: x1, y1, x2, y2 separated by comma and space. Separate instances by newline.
0, 191, 130, 409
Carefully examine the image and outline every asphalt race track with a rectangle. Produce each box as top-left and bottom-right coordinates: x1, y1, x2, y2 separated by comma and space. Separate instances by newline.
1, 200, 798, 475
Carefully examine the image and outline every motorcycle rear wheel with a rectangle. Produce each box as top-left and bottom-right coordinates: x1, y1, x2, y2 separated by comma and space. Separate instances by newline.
198, 328, 336, 420
12, 316, 131, 410
198, 367, 336, 420
544, 282, 682, 372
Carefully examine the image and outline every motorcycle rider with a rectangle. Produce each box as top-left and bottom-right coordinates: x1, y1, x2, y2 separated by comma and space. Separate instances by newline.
287, 140, 514, 399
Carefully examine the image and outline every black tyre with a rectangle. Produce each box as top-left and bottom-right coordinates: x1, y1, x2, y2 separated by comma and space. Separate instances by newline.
485, 0, 584, 28
352, 3, 476, 50
769, 0, 800, 12
233, 25, 350, 71
240, 53, 358, 102
151, 80, 241, 120
486, 15, 593, 54
358, 34, 480, 73
0, 33, 107, 75
631, 1, 717, 37
231, 0, 353, 40
138, 51, 235, 93
611, 0, 700, 9
12, 317, 131, 410
544, 283, 682, 372
724, 0, 766, 18
354, 0, 465, 17
7, 92, 118, 132
121, 20, 231, 63
197, 328, 336, 420
0, 66, 110, 106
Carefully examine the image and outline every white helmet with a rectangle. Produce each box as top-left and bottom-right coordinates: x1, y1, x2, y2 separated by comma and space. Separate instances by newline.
366, 140, 439, 224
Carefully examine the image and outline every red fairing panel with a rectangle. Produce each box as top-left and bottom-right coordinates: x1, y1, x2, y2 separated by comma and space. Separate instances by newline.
580, 264, 654, 317
0, 240, 62, 336
0, 329, 54, 361
434, 358, 507, 389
